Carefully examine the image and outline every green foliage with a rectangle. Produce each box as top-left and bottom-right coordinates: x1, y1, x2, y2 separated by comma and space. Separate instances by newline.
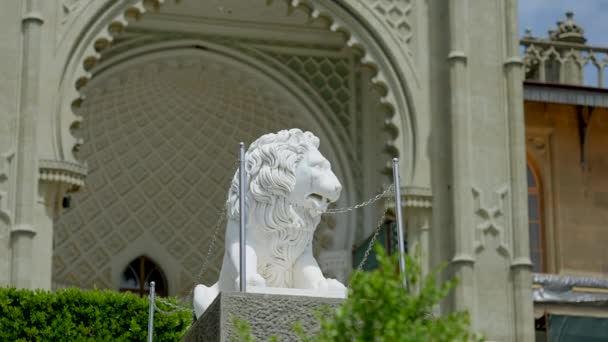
311, 245, 480, 341
0, 287, 191, 342
235, 244, 481, 342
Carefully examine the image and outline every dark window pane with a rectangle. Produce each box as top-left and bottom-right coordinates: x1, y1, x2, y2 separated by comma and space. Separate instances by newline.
531, 252, 541, 272
144, 269, 166, 291
527, 165, 536, 187
120, 265, 139, 290
353, 227, 388, 271
143, 258, 156, 273
528, 194, 539, 220
388, 221, 407, 255
529, 223, 540, 250
527, 163, 543, 272
129, 258, 141, 271
120, 256, 168, 297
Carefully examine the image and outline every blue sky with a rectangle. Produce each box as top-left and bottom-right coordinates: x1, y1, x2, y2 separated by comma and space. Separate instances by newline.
519, 0, 608, 45
519, 0, 608, 86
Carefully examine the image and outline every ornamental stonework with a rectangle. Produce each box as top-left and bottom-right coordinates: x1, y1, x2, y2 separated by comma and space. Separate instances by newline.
52, 54, 337, 295
365, 0, 413, 45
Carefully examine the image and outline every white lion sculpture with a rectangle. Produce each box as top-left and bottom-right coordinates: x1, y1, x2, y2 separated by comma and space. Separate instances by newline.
193, 129, 346, 318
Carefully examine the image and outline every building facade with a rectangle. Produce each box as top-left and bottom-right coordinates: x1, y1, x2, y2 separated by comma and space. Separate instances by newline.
0, 0, 536, 340
521, 13, 608, 340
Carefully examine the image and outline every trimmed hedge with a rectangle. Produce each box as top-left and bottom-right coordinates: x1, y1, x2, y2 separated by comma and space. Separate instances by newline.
0, 287, 191, 341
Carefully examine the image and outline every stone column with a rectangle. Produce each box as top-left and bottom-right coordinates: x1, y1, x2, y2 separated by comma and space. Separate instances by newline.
431, 0, 535, 340
32, 181, 71, 289
505, 1, 535, 340
0, 1, 24, 288
11, 179, 69, 290
446, 0, 476, 318
11, 0, 44, 289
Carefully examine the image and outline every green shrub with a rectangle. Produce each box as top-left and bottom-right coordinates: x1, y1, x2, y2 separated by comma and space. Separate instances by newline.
310, 245, 481, 341
0, 287, 191, 341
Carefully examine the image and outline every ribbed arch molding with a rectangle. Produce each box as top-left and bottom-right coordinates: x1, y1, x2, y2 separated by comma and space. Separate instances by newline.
56, 0, 413, 179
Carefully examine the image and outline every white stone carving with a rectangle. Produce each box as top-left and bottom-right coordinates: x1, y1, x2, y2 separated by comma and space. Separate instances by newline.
402, 185, 432, 208
472, 185, 510, 256
38, 159, 86, 188
193, 129, 346, 318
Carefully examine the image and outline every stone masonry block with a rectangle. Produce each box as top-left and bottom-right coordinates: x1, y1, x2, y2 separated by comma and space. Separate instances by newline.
182, 292, 344, 341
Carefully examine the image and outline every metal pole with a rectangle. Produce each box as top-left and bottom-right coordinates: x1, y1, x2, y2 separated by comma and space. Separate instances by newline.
392, 158, 407, 288
147, 281, 156, 342
239, 142, 247, 292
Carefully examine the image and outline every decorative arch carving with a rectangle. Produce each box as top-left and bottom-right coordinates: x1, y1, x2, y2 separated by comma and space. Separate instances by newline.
53, 0, 419, 183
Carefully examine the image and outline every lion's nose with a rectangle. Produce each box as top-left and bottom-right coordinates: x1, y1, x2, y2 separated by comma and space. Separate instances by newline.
328, 183, 342, 202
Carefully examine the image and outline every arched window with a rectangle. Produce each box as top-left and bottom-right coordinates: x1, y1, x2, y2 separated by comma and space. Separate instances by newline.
527, 163, 544, 272
119, 256, 168, 297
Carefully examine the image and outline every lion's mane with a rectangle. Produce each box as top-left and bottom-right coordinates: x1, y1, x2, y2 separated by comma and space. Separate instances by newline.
226, 129, 321, 286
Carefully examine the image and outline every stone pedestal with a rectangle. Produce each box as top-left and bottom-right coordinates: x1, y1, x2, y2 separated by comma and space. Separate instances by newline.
182, 292, 344, 341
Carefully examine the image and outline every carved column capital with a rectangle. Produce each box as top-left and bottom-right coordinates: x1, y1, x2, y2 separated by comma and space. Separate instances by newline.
38, 159, 86, 190
387, 186, 432, 209
38, 160, 86, 220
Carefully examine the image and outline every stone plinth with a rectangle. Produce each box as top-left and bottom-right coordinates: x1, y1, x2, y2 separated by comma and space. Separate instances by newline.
182, 291, 344, 341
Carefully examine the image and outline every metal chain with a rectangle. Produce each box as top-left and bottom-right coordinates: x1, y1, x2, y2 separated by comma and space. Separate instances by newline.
326, 184, 394, 214
193, 208, 226, 286
154, 297, 190, 315
347, 184, 397, 292
354, 192, 394, 272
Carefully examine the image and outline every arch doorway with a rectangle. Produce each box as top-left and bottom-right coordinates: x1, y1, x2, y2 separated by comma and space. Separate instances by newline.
52, 0, 415, 295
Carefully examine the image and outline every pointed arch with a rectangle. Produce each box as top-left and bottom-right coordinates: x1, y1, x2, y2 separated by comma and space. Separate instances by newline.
119, 255, 168, 297
526, 155, 545, 273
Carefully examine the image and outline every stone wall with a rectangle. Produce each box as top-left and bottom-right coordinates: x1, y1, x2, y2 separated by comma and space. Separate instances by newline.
183, 292, 343, 342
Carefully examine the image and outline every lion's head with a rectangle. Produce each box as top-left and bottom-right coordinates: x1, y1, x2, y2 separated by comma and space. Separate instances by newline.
227, 129, 342, 233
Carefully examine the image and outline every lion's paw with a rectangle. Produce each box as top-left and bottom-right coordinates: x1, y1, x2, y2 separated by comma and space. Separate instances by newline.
326, 278, 347, 292
314, 278, 347, 296
235, 273, 267, 288
313, 278, 329, 291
